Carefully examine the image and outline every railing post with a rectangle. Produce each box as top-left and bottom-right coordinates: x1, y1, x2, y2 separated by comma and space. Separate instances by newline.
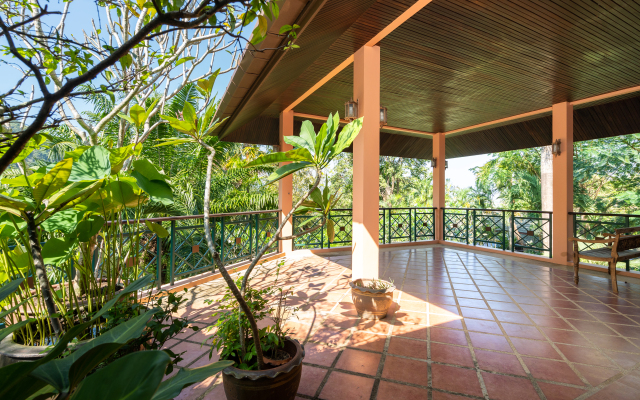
220, 216, 225, 264
254, 213, 260, 256
502, 210, 506, 250
442, 208, 446, 242
248, 214, 254, 258
328, 211, 332, 249
472, 210, 476, 247
169, 220, 175, 286
626, 215, 631, 271
410, 208, 414, 242
465, 209, 469, 244
510, 212, 515, 253
549, 213, 554, 259
156, 234, 162, 290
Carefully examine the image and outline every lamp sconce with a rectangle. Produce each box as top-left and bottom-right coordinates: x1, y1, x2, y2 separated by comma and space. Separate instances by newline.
379, 106, 387, 127
344, 98, 358, 121
432, 158, 448, 169
551, 139, 561, 156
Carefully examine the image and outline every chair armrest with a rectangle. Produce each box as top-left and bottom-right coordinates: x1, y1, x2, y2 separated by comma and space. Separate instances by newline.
570, 237, 614, 244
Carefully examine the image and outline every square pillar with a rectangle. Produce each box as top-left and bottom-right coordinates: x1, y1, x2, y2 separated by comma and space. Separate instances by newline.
433, 133, 446, 241
279, 110, 294, 253
352, 45, 380, 280
551, 102, 573, 264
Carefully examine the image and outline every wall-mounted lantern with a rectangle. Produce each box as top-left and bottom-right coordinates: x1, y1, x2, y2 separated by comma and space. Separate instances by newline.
551, 139, 562, 156
432, 158, 448, 169
380, 106, 387, 127
344, 98, 358, 121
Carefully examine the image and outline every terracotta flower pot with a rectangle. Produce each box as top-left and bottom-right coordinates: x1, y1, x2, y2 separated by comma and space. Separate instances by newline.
221, 337, 304, 400
350, 279, 395, 320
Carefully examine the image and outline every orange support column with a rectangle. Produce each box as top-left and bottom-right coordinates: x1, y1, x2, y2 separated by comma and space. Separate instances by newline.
433, 133, 446, 241
551, 102, 574, 264
352, 45, 380, 280
279, 110, 294, 254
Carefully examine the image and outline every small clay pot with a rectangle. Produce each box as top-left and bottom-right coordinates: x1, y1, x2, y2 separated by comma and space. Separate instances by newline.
350, 279, 395, 320
221, 337, 304, 400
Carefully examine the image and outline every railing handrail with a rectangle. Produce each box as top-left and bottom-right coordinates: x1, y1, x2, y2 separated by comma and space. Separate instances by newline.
570, 211, 640, 218
442, 207, 553, 214
106, 209, 281, 225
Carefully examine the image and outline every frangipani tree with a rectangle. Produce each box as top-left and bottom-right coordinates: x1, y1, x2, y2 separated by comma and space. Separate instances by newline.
161, 104, 362, 369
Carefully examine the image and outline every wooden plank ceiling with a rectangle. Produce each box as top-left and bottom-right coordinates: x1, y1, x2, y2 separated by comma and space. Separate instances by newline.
217, 0, 640, 159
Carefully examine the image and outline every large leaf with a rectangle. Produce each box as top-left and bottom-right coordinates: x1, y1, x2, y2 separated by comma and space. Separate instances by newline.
130, 171, 173, 205
31, 308, 160, 393
299, 120, 317, 155
129, 104, 147, 127
9, 135, 47, 164
1, 172, 45, 188
332, 117, 363, 156
40, 209, 84, 234
152, 361, 233, 400
109, 144, 142, 174
69, 351, 169, 400
0, 194, 29, 211
68, 146, 111, 182
74, 215, 105, 242
41, 237, 78, 265
106, 178, 146, 208
145, 221, 169, 238
131, 159, 167, 182
265, 162, 311, 185
244, 148, 313, 167
182, 102, 198, 130
46, 181, 103, 211
33, 158, 73, 204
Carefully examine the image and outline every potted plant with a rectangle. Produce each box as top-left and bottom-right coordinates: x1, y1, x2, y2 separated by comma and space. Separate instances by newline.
160, 95, 363, 399
350, 279, 396, 320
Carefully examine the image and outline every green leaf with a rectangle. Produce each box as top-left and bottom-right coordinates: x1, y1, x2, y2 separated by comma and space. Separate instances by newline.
131, 171, 173, 205
131, 159, 167, 182
119, 53, 133, 69
0, 320, 31, 343
244, 148, 313, 167
40, 209, 83, 234
332, 117, 363, 156
0, 194, 28, 211
41, 237, 78, 265
75, 215, 105, 242
299, 121, 317, 155
69, 351, 169, 400
278, 24, 292, 34
174, 56, 195, 67
265, 162, 311, 185
0, 278, 23, 303
68, 146, 111, 182
182, 102, 197, 128
118, 113, 135, 125
109, 144, 142, 174
46, 180, 103, 211
106, 178, 146, 209
33, 158, 73, 204
1, 172, 45, 188
327, 219, 335, 242
32, 308, 160, 394
152, 361, 233, 400
196, 69, 220, 94
145, 220, 169, 238
129, 104, 147, 127
7, 135, 46, 164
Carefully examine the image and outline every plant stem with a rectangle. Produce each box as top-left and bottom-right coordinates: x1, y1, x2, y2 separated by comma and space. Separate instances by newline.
200, 145, 266, 370
25, 212, 62, 337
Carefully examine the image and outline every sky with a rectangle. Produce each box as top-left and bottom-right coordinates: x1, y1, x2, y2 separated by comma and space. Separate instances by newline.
1, 2, 490, 188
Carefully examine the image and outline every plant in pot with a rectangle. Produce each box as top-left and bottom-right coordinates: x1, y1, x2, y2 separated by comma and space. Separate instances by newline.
0, 275, 231, 400
350, 278, 396, 320
0, 141, 176, 365
160, 92, 363, 399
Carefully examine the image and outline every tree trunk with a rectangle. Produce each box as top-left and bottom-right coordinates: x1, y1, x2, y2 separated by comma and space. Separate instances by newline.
26, 213, 62, 337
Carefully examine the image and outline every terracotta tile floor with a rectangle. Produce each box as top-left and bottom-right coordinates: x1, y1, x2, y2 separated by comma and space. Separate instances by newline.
165, 245, 640, 399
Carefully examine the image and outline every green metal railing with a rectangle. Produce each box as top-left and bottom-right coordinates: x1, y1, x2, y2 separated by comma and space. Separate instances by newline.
442, 208, 553, 257
571, 211, 640, 271
292, 207, 436, 250
103, 210, 280, 288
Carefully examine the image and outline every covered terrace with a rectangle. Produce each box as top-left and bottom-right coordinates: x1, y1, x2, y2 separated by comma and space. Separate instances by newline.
161, 1, 640, 399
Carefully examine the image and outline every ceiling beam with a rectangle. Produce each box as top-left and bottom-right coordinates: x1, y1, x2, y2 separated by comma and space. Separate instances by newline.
570, 84, 640, 107
285, 0, 434, 112
443, 107, 553, 137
